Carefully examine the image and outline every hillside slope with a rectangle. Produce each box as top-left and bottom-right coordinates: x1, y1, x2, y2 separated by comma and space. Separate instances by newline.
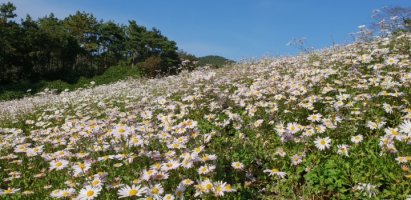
0, 33, 411, 199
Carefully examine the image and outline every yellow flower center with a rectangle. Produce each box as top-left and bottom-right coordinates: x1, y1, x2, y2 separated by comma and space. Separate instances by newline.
129, 189, 138, 196
215, 185, 223, 193
87, 190, 94, 197
4, 189, 12, 194
224, 185, 232, 191
92, 180, 100, 186
320, 140, 326, 145
391, 130, 399, 136
56, 162, 63, 167
206, 183, 213, 190
151, 188, 159, 194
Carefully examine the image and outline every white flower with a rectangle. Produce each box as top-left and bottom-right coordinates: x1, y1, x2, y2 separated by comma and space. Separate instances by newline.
307, 113, 322, 122
198, 165, 216, 175
147, 183, 164, 199
0, 188, 20, 195
314, 137, 331, 150
73, 162, 91, 177
337, 144, 349, 156
286, 122, 301, 134
351, 134, 363, 144
213, 181, 235, 197
163, 194, 175, 200
49, 159, 69, 171
117, 184, 147, 198
231, 161, 244, 170
263, 168, 287, 178
76, 186, 101, 200
399, 120, 411, 135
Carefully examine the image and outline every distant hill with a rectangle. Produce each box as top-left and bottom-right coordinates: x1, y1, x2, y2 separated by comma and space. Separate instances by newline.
197, 55, 235, 68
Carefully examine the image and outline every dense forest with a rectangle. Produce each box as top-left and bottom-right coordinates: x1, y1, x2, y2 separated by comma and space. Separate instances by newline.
0, 2, 184, 84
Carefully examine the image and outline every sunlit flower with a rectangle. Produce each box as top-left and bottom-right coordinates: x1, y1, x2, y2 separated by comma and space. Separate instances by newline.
231, 161, 244, 170
0, 188, 20, 195
263, 168, 287, 178
399, 120, 411, 135
337, 144, 349, 156
314, 137, 331, 150
351, 134, 363, 144
49, 159, 69, 171
147, 183, 164, 200
117, 184, 147, 198
76, 186, 101, 200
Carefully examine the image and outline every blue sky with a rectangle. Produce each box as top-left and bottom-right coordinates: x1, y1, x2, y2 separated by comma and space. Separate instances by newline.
4, 0, 411, 60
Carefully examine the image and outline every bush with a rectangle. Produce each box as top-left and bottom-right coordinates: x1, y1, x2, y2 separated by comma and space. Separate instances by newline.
139, 56, 164, 77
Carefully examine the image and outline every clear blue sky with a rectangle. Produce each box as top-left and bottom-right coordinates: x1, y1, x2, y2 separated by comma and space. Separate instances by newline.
4, 0, 411, 60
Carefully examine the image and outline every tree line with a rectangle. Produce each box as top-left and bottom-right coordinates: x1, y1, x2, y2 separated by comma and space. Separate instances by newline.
0, 2, 181, 84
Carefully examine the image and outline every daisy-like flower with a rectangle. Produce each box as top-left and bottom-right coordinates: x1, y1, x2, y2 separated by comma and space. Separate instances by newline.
163, 194, 175, 200
73, 162, 91, 177
175, 185, 186, 198
181, 178, 194, 186
395, 156, 409, 164
385, 56, 399, 65
366, 121, 378, 130
263, 168, 287, 178
49, 159, 69, 171
399, 120, 411, 135
383, 103, 393, 114
51, 188, 76, 198
59, 188, 76, 198
76, 186, 101, 200
286, 122, 300, 134
291, 154, 303, 165
275, 147, 287, 157
117, 184, 147, 198
153, 171, 169, 181
231, 161, 244, 170
0, 188, 20, 195
213, 181, 226, 197
197, 165, 215, 175
161, 159, 180, 171
337, 144, 350, 156
254, 119, 264, 127
90, 177, 104, 188
200, 179, 214, 193
307, 113, 322, 122
351, 134, 363, 144
314, 137, 331, 150
147, 183, 164, 200
50, 190, 61, 198
201, 154, 217, 162
384, 127, 401, 139
141, 169, 157, 181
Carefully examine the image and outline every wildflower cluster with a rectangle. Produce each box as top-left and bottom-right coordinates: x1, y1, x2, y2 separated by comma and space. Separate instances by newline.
1, 33, 411, 199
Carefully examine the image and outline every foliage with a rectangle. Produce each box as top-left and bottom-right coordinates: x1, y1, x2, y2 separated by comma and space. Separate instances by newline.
197, 55, 235, 68
0, 65, 142, 101
0, 2, 180, 85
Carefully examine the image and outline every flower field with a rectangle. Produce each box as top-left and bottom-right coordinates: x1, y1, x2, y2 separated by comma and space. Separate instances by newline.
1, 33, 411, 199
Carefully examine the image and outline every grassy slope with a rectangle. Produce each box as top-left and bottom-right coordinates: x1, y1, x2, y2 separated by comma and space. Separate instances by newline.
0, 33, 411, 199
